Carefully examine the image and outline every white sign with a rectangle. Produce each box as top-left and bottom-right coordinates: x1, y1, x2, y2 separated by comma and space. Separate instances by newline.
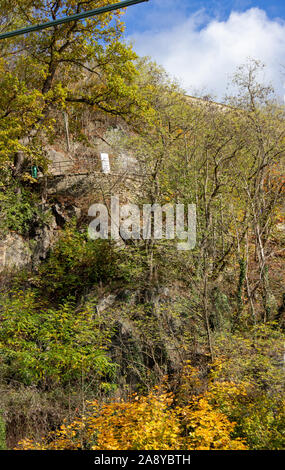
100, 153, 110, 174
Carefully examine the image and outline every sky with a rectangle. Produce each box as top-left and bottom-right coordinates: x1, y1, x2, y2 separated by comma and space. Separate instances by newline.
123, 0, 285, 101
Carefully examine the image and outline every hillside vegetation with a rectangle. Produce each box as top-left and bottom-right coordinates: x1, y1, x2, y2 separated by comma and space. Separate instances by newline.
0, 1, 284, 450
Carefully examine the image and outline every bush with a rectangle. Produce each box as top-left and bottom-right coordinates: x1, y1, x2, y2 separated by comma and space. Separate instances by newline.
38, 224, 121, 301
0, 290, 116, 388
210, 324, 285, 449
16, 386, 246, 450
0, 185, 49, 237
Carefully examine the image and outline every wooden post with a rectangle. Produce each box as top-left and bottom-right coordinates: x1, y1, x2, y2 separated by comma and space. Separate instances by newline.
64, 112, 71, 153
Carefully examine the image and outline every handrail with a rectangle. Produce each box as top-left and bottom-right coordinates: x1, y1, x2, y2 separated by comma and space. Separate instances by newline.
0, 0, 149, 40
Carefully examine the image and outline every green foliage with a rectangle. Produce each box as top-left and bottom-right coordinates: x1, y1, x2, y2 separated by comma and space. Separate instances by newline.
212, 323, 285, 449
0, 15, 284, 449
38, 223, 121, 301
210, 288, 231, 332
0, 184, 49, 236
0, 58, 45, 169
0, 1, 152, 171
0, 412, 6, 450
0, 290, 116, 388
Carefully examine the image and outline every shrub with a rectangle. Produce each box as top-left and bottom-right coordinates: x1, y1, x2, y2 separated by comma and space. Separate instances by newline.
0, 185, 49, 236
0, 290, 116, 388
38, 224, 121, 301
210, 324, 285, 449
16, 383, 247, 450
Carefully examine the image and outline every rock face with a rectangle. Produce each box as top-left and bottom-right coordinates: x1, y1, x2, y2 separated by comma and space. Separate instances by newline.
47, 148, 75, 176
97, 294, 117, 313
0, 234, 32, 272
0, 200, 85, 273
0, 216, 58, 273
92, 287, 191, 392
31, 217, 58, 267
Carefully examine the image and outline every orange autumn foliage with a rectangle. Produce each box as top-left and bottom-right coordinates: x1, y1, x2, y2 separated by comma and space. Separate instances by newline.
17, 381, 247, 450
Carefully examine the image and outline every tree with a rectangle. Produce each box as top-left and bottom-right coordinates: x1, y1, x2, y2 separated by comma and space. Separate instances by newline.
110, 58, 285, 357
0, 0, 149, 174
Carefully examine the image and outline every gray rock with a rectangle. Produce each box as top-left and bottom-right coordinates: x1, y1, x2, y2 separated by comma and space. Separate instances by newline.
0, 215, 58, 272
0, 233, 32, 272
32, 216, 58, 267
97, 294, 117, 313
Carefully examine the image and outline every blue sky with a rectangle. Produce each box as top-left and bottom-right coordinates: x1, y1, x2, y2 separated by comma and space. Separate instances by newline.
125, 1, 285, 34
123, 1, 285, 100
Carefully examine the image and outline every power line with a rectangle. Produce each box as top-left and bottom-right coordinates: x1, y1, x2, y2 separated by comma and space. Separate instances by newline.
0, 0, 149, 40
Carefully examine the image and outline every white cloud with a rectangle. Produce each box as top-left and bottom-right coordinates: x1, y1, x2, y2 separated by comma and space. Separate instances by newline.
128, 8, 285, 100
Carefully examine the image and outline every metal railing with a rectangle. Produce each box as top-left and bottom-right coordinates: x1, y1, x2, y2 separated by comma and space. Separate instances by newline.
0, 0, 149, 40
